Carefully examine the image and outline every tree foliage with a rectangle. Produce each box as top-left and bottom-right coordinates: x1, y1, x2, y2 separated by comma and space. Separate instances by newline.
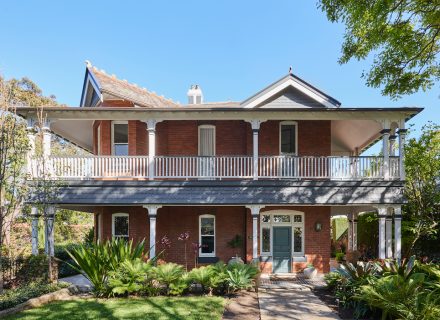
403, 123, 440, 256
318, 0, 440, 99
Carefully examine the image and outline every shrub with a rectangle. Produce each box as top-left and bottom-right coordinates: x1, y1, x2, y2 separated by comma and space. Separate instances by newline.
189, 266, 216, 294
55, 243, 82, 278
358, 273, 440, 320
153, 263, 186, 295
67, 238, 148, 296
335, 252, 345, 263
324, 271, 343, 290
225, 263, 259, 293
0, 281, 68, 310
15, 255, 49, 285
108, 258, 154, 297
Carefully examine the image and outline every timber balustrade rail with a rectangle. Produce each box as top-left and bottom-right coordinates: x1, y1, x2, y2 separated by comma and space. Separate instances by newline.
31, 155, 400, 180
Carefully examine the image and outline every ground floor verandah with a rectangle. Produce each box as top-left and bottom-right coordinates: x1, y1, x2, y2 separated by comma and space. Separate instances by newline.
29, 204, 403, 274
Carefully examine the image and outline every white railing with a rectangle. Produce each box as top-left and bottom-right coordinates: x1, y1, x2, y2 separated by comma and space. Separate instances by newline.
258, 156, 393, 179
49, 156, 149, 179
155, 156, 253, 179
33, 155, 399, 180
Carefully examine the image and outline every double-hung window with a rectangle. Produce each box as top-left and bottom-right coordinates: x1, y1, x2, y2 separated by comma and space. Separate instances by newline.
280, 121, 298, 155
112, 121, 129, 156
199, 214, 215, 257
112, 213, 129, 240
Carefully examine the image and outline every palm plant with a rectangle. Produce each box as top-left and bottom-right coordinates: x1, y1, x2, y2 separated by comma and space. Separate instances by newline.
189, 266, 215, 294
153, 263, 185, 295
107, 258, 153, 296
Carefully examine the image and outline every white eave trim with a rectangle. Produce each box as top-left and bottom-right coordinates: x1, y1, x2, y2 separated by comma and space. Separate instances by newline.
241, 78, 337, 109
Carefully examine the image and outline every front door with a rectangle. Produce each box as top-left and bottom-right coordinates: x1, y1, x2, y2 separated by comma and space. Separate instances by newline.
273, 226, 291, 273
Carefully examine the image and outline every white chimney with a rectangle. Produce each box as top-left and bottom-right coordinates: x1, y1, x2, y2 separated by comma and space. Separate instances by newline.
187, 85, 203, 104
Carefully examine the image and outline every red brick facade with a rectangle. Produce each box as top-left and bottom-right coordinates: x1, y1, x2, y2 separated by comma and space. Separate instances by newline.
93, 119, 331, 157
91, 118, 332, 273
95, 205, 330, 273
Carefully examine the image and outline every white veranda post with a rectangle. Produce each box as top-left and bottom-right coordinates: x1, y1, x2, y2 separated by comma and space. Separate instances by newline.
394, 206, 402, 259
246, 205, 263, 261
145, 119, 161, 180
144, 205, 162, 259
377, 206, 387, 259
31, 207, 39, 256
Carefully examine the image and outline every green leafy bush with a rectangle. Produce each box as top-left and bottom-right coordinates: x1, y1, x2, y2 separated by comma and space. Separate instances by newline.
225, 263, 259, 293
358, 273, 440, 320
67, 238, 148, 296
55, 244, 82, 278
335, 252, 345, 263
15, 255, 49, 285
153, 263, 186, 295
108, 258, 153, 297
0, 281, 68, 310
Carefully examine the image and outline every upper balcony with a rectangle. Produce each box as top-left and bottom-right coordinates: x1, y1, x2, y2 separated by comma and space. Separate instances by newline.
30, 155, 400, 180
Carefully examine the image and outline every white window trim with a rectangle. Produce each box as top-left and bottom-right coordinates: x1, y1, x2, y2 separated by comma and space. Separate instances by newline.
260, 210, 304, 257
198, 125, 216, 156
112, 212, 129, 239
279, 121, 298, 155
199, 214, 216, 257
111, 121, 128, 156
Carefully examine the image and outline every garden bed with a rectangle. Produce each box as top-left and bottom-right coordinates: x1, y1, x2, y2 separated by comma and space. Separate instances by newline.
3, 296, 226, 320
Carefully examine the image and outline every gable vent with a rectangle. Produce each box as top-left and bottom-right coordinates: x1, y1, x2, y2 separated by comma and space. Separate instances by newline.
187, 85, 203, 104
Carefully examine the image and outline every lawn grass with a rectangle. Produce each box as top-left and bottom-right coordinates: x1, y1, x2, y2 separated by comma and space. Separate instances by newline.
5, 296, 226, 320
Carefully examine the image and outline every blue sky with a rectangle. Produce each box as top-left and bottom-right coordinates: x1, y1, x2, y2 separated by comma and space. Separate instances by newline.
0, 1, 438, 154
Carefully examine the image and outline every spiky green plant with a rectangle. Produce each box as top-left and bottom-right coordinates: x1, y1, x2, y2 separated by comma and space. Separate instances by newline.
189, 266, 215, 293
357, 273, 440, 320
225, 263, 259, 293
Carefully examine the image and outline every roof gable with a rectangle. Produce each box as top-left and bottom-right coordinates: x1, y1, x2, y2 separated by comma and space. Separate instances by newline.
241, 74, 341, 109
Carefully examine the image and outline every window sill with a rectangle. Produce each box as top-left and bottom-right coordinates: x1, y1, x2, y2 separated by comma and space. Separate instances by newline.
197, 256, 219, 264
292, 256, 307, 262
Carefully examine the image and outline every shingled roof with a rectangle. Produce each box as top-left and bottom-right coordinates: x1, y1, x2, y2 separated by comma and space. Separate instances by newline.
85, 62, 180, 108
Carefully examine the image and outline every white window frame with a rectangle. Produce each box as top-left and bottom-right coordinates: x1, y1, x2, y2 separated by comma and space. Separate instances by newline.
279, 121, 298, 155
199, 214, 216, 257
198, 125, 216, 156
260, 210, 304, 257
112, 212, 129, 239
111, 121, 129, 156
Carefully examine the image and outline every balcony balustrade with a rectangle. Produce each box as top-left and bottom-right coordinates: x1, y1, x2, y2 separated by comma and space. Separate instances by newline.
29, 155, 400, 180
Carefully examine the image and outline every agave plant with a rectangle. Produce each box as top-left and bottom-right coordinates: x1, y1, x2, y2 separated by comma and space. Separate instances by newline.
338, 261, 382, 284
381, 255, 416, 280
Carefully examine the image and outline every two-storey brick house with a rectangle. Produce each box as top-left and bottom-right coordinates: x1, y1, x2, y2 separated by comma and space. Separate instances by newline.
19, 62, 422, 273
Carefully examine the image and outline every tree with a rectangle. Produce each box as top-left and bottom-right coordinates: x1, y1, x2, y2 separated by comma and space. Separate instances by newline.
403, 123, 440, 257
318, 0, 440, 99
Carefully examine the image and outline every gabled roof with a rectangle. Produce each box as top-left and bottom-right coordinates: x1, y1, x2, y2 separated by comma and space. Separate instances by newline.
241, 73, 341, 109
80, 61, 180, 108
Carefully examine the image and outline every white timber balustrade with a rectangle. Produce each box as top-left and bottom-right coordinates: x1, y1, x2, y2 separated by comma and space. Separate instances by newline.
50, 156, 149, 178
155, 156, 253, 179
38, 155, 399, 180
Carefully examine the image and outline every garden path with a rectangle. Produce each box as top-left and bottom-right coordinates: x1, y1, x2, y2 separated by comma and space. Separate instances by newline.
258, 276, 340, 320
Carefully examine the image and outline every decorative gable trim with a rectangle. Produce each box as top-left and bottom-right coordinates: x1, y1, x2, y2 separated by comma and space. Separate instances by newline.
241, 74, 341, 109
80, 68, 103, 107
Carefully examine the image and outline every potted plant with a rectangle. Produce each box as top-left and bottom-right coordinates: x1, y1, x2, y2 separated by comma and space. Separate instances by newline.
303, 263, 317, 279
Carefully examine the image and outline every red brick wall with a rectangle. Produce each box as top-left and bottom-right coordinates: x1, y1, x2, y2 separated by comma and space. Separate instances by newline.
95, 205, 330, 273
93, 120, 331, 157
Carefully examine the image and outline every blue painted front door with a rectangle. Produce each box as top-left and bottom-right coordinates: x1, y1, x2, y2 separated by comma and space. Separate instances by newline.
273, 227, 291, 273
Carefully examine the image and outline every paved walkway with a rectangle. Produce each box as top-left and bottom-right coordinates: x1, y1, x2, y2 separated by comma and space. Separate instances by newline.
258, 276, 340, 320
59, 274, 92, 292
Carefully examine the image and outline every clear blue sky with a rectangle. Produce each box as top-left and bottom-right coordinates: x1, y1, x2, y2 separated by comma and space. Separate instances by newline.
0, 1, 438, 154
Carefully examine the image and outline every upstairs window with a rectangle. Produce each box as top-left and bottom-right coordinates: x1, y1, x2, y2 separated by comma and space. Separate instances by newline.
199, 214, 215, 257
198, 125, 216, 156
280, 121, 298, 155
112, 213, 129, 240
112, 121, 128, 156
